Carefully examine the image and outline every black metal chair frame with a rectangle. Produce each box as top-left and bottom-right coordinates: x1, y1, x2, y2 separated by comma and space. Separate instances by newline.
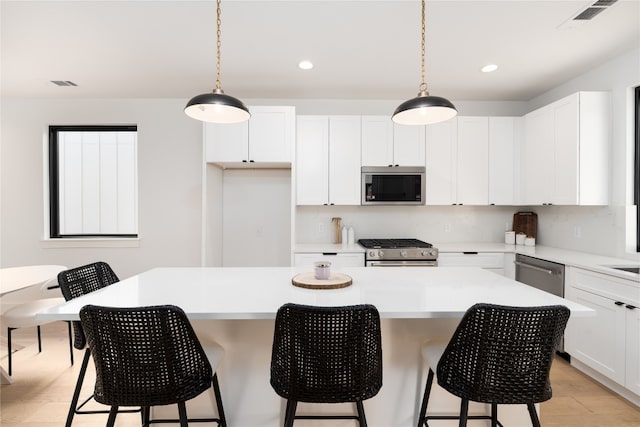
56, 261, 141, 426
417, 303, 570, 427
80, 304, 226, 427
7, 320, 73, 376
270, 303, 382, 427
5, 279, 74, 376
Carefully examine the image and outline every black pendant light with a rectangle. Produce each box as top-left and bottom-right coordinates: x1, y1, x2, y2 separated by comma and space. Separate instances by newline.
185, 0, 250, 124
392, 0, 456, 125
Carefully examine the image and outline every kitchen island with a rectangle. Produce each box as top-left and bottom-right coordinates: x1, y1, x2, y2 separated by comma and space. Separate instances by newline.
39, 266, 591, 427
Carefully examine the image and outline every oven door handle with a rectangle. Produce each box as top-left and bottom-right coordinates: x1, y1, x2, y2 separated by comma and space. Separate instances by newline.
513, 260, 557, 275
368, 261, 437, 267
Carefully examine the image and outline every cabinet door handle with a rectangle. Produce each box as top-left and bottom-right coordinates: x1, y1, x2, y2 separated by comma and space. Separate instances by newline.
626, 305, 637, 310
463, 252, 478, 255
614, 301, 624, 306
322, 252, 338, 256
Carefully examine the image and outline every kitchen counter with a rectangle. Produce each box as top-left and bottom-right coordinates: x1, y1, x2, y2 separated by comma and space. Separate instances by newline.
294, 242, 640, 282
38, 266, 590, 321
435, 243, 640, 282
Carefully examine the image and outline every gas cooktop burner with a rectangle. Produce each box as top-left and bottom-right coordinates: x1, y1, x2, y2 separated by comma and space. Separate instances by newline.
358, 239, 433, 249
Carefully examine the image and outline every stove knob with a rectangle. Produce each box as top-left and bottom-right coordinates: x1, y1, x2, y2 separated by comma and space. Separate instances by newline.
368, 250, 377, 258
400, 250, 407, 257
379, 250, 384, 257
421, 250, 430, 257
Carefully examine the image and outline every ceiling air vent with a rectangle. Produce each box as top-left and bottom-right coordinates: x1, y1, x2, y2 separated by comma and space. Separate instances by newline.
51, 80, 78, 87
573, 0, 618, 20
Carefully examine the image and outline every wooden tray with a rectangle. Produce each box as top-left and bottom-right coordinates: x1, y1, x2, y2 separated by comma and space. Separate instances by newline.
291, 272, 353, 290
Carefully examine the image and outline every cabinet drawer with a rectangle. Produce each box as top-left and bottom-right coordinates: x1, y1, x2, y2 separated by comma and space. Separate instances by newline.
438, 252, 505, 269
294, 253, 365, 269
568, 267, 640, 305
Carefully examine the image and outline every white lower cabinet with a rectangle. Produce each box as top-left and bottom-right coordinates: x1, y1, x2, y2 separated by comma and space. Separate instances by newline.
626, 305, 640, 395
566, 287, 626, 384
293, 253, 365, 269
565, 267, 640, 393
437, 252, 506, 276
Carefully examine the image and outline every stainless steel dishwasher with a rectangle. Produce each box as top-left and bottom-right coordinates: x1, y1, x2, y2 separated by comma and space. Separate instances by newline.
514, 254, 567, 355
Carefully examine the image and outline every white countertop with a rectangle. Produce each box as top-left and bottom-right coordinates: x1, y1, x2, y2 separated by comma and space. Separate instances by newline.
294, 242, 640, 282
435, 243, 640, 282
38, 266, 591, 321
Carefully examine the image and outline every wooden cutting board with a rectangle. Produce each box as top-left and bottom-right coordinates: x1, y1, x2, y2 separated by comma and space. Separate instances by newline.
513, 212, 538, 238
291, 272, 352, 290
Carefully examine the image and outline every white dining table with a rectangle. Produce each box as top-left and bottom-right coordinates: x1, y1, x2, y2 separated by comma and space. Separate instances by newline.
0, 265, 67, 384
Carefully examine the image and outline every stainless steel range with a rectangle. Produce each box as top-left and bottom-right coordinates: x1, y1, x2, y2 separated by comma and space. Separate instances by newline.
358, 239, 438, 267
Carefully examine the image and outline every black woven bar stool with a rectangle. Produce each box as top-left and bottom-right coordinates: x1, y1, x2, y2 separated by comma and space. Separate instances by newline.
80, 304, 226, 427
270, 303, 382, 427
417, 303, 570, 427
56, 261, 139, 426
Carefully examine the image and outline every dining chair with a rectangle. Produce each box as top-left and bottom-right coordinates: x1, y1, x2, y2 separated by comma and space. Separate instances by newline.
79, 304, 226, 427
417, 303, 570, 427
2, 277, 73, 376
56, 261, 133, 427
270, 303, 382, 427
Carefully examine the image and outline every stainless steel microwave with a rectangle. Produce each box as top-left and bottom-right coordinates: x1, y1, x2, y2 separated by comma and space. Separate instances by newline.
361, 166, 426, 205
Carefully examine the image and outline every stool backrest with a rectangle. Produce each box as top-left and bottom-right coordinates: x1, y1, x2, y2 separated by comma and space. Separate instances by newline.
437, 303, 570, 404
57, 261, 120, 349
79, 304, 212, 407
270, 303, 382, 403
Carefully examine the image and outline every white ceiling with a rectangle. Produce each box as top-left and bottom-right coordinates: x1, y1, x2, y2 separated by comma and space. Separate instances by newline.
1, 0, 639, 101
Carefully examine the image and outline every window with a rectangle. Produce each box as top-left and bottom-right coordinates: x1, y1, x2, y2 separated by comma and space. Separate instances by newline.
49, 125, 138, 238
635, 86, 639, 252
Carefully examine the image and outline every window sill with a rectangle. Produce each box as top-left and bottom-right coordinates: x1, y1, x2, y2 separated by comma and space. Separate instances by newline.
41, 238, 140, 249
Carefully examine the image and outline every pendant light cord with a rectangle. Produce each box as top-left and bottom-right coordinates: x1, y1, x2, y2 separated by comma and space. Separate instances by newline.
215, 0, 222, 92
420, 0, 428, 95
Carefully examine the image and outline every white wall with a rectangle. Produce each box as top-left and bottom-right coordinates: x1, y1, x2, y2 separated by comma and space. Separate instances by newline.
220, 169, 291, 267
0, 98, 204, 278
526, 47, 640, 259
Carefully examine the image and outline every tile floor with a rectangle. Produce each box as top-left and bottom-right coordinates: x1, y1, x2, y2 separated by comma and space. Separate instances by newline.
1, 322, 640, 426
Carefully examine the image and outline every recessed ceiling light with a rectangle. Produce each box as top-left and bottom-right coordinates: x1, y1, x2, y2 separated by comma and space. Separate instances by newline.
481, 64, 498, 73
298, 60, 313, 70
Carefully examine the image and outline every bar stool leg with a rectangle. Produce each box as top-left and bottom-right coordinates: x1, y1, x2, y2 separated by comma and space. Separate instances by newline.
178, 402, 188, 427
417, 368, 435, 427
65, 348, 91, 427
7, 328, 13, 376
356, 400, 368, 427
212, 373, 227, 427
37, 326, 42, 352
459, 398, 469, 427
67, 322, 74, 365
106, 406, 118, 427
491, 403, 498, 427
284, 400, 297, 427
527, 403, 541, 427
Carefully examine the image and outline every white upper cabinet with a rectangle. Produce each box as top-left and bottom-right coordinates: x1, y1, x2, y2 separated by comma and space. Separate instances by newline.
296, 116, 361, 205
361, 116, 425, 167
328, 116, 362, 205
425, 117, 457, 205
205, 106, 295, 167
521, 92, 610, 205
425, 116, 492, 206
489, 117, 521, 205
361, 116, 393, 166
456, 116, 489, 205
296, 116, 329, 205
